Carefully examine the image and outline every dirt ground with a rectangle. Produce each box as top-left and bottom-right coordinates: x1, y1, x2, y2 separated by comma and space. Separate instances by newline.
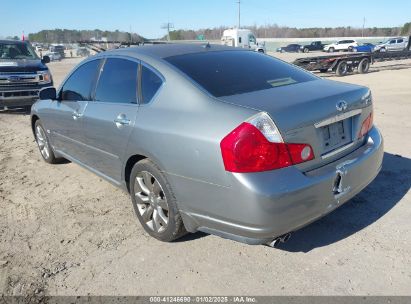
0, 53, 410, 296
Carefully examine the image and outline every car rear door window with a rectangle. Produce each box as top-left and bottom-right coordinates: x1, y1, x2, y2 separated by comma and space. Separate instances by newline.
94, 58, 138, 104
141, 65, 163, 104
165, 50, 316, 97
61, 59, 101, 101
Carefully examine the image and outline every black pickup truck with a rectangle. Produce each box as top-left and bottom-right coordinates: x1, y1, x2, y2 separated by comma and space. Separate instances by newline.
0, 40, 52, 110
300, 41, 325, 53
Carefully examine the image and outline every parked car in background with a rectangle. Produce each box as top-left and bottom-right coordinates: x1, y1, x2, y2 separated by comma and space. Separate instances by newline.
276, 44, 302, 53
31, 44, 383, 246
221, 28, 266, 53
49, 45, 65, 58
76, 47, 90, 57
45, 51, 62, 61
353, 43, 375, 53
374, 37, 409, 52
300, 41, 325, 53
323, 40, 358, 52
0, 40, 52, 109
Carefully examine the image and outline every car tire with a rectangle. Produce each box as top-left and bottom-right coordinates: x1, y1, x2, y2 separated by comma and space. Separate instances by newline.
34, 120, 59, 164
358, 58, 370, 74
319, 68, 328, 73
303, 48, 309, 53
328, 47, 335, 53
336, 60, 349, 76
257, 49, 265, 54
130, 159, 187, 242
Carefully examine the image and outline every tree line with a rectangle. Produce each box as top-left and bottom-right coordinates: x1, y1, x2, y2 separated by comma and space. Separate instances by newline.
24, 22, 411, 43
167, 23, 411, 40
28, 29, 145, 43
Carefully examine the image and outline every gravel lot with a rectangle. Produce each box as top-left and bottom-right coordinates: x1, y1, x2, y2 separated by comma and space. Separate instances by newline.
0, 53, 410, 296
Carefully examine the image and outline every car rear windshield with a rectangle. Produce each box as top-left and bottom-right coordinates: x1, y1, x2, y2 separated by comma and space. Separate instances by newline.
165, 50, 317, 97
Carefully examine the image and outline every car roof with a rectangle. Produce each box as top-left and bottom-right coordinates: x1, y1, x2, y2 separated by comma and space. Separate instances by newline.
101, 43, 243, 60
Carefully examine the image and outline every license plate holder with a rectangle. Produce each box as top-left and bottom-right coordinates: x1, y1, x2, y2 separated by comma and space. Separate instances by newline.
321, 118, 352, 153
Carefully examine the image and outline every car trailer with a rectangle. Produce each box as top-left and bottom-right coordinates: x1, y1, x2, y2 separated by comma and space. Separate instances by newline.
293, 36, 411, 76
293, 53, 373, 76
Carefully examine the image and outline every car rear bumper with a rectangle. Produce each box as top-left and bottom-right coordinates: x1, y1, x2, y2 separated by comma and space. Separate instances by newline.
174, 126, 384, 245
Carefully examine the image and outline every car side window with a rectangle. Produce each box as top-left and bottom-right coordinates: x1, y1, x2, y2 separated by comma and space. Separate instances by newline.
141, 65, 163, 104
94, 58, 138, 104
397, 39, 403, 43
61, 60, 100, 101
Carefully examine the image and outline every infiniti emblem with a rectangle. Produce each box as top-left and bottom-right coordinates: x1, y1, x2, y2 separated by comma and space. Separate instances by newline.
336, 100, 348, 112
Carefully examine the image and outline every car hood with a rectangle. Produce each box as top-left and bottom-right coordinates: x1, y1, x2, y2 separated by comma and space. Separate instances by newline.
0, 59, 48, 73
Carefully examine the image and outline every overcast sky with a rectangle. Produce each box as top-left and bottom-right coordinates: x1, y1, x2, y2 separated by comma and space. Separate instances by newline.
1, 0, 410, 39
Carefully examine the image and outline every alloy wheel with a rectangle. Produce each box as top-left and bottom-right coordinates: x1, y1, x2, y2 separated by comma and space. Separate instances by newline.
35, 125, 50, 159
134, 171, 169, 233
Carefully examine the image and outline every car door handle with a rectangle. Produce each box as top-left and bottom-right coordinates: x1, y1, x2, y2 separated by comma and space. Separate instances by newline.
114, 115, 130, 128
72, 111, 83, 120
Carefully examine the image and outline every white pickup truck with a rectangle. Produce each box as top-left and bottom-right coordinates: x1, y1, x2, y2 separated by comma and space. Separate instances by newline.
221, 29, 266, 53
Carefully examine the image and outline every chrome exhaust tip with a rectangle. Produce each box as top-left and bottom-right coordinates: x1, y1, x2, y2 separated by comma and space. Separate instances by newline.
266, 233, 292, 248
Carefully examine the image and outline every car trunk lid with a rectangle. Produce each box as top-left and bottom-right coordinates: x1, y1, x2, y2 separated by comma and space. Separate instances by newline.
218, 79, 373, 171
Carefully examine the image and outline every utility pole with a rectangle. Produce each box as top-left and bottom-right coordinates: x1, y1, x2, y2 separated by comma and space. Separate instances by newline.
362, 17, 366, 37
161, 22, 174, 41
237, 0, 241, 29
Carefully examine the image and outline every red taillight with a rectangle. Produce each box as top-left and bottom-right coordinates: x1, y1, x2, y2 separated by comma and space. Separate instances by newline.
220, 122, 314, 173
358, 112, 373, 138
287, 143, 314, 164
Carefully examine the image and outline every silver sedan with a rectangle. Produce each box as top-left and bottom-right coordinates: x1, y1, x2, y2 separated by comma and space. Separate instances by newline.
31, 44, 383, 246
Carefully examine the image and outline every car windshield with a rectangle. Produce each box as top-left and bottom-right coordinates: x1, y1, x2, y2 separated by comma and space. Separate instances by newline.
0, 42, 38, 60
165, 50, 317, 97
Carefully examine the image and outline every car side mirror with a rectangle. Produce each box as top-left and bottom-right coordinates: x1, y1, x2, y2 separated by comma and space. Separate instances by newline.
42, 55, 50, 64
39, 87, 57, 100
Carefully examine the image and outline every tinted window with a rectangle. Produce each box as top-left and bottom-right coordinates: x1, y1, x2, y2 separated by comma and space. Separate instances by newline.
165, 51, 316, 97
61, 60, 100, 101
397, 39, 403, 43
95, 58, 138, 104
141, 65, 163, 104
